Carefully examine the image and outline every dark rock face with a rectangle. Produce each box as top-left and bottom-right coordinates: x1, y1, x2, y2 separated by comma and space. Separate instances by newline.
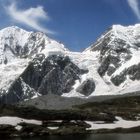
111, 63, 140, 86
38, 68, 63, 95
98, 55, 120, 77
97, 42, 132, 78
76, 79, 95, 96
90, 30, 133, 87
0, 78, 37, 104
22, 55, 88, 95
111, 74, 126, 86
127, 64, 140, 80
91, 29, 132, 80
0, 55, 88, 104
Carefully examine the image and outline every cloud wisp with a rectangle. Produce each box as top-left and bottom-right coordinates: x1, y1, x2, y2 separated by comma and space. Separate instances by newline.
127, 0, 140, 20
6, 2, 54, 34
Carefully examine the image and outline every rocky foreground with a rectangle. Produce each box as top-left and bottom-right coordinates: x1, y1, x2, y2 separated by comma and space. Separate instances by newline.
0, 94, 140, 137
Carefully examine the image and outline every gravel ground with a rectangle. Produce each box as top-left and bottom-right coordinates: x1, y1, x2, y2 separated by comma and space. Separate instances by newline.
22, 91, 140, 110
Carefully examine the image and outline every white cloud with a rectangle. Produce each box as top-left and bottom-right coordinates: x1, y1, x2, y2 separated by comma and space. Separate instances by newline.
6, 2, 54, 34
127, 0, 140, 20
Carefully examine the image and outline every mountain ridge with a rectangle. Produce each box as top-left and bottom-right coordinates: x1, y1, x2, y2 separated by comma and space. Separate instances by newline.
0, 24, 140, 104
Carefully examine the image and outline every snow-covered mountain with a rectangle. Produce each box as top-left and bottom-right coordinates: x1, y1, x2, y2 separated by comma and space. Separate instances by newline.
0, 26, 67, 62
0, 24, 140, 104
83, 24, 140, 95
0, 26, 68, 102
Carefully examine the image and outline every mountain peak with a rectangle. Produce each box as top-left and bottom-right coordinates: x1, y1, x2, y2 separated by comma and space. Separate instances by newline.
3, 26, 23, 30
111, 24, 140, 31
0, 26, 68, 64
84, 24, 140, 53
0, 26, 30, 34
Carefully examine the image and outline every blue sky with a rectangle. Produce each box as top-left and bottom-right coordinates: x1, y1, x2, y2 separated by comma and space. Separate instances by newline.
0, 0, 140, 51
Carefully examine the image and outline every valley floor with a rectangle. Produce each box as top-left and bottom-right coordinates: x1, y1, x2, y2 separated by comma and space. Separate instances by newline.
1, 93, 140, 137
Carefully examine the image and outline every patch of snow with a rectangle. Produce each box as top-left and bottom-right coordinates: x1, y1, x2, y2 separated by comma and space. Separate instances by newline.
47, 127, 59, 130
0, 116, 42, 126
62, 91, 85, 98
85, 116, 140, 130
53, 120, 63, 123
15, 125, 22, 131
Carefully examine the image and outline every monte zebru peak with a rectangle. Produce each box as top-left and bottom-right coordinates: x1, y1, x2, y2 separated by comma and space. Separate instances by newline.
0, 24, 140, 104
